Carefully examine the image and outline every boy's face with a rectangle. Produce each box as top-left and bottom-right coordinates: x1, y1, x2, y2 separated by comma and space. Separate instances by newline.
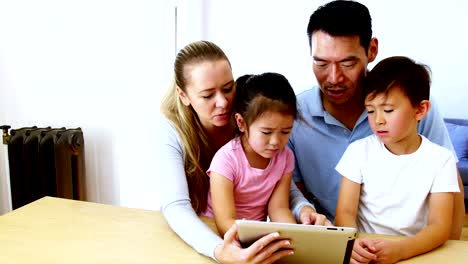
364, 86, 424, 154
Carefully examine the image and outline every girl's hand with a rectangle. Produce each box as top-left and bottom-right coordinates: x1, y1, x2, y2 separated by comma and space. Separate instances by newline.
372, 239, 402, 264
214, 223, 293, 264
350, 238, 377, 264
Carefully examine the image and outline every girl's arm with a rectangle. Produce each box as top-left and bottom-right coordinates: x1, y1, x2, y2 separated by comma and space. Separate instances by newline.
159, 118, 294, 263
372, 192, 454, 264
268, 172, 296, 224
210, 172, 237, 237
335, 176, 360, 227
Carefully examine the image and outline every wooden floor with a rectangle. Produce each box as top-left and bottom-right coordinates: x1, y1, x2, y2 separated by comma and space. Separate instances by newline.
463, 214, 468, 241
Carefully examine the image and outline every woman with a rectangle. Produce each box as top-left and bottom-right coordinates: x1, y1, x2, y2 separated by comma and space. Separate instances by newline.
158, 40, 293, 263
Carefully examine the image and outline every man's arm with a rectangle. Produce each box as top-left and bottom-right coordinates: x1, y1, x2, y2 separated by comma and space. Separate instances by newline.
289, 180, 331, 226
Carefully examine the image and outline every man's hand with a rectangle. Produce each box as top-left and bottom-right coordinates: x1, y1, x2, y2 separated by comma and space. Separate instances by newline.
298, 205, 333, 226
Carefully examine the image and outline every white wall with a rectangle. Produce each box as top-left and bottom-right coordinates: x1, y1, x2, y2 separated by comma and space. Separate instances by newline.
1, 0, 467, 214
205, 0, 468, 119
0, 0, 175, 213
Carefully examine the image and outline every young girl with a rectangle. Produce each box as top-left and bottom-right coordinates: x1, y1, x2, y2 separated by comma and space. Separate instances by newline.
203, 72, 298, 236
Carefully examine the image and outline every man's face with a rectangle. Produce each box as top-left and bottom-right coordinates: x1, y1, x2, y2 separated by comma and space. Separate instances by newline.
311, 31, 376, 109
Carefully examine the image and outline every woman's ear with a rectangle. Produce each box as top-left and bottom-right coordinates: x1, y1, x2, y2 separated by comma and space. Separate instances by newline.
235, 113, 246, 132
415, 100, 431, 121
176, 87, 190, 106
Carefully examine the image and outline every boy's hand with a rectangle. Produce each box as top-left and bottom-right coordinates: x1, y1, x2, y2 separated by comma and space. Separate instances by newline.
372, 239, 402, 264
351, 238, 377, 264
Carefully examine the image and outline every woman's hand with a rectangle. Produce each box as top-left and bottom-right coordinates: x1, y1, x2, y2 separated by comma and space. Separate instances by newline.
214, 223, 293, 264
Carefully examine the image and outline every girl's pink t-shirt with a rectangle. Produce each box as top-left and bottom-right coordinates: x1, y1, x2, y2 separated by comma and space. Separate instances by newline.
203, 137, 294, 221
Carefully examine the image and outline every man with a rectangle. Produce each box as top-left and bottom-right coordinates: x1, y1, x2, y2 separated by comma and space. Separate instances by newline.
289, 0, 465, 239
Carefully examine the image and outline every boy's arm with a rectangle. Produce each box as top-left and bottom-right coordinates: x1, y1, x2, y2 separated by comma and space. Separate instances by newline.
268, 172, 296, 224
335, 176, 361, 227
210, 172, 237, 237
373, 192, 454, 263
451, 170, 465, 239
336, 176, 377, 263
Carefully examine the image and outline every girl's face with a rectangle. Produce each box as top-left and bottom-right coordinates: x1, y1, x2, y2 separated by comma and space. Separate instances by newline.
237, 111, 294, 163
178, 59, 235, 130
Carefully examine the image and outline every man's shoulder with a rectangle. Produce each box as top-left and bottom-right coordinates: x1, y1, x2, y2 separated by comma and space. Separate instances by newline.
296, 86, 319, 101
295, 86, 324, 117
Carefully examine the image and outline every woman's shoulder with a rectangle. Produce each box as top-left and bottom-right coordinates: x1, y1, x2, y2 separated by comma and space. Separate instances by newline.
157, 114, 183, 149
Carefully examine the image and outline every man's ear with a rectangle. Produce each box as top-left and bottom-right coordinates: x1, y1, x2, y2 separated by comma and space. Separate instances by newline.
367, 37, 379, 63
176, 87, 190, 106
235, 113, 246, 133
416, 100, 431, 121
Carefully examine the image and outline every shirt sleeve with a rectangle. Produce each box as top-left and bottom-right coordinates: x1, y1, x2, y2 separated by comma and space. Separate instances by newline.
418, 97, 458, 162
289, 180, 316, 221
288, 136, 304, 183
207, 143, 236, 182
335, 140, 366, 184
288, 139, 316, 220
431, 150, 460, 193
284, 147, 295, 174
157, 117, 222, 260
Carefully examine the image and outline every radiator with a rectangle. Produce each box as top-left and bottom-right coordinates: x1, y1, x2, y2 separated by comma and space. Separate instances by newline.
1, 125, 86, 210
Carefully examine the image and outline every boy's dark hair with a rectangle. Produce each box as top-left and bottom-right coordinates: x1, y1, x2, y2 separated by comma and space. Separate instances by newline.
235, 72, 297, 128
307, 0, 372, 52
364, 56, 431, 106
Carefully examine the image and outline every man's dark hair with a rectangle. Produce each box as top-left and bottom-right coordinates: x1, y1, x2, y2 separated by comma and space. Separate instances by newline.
307, 0, 372, 51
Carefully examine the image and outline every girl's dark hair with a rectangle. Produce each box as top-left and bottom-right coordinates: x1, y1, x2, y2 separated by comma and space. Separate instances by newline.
235, 72, 297, 128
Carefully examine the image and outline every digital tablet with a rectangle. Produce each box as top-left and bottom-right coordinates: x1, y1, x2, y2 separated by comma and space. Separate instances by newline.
236, 219, 356, 264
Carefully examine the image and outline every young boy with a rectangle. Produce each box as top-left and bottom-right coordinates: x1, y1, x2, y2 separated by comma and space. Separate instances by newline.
334, 56, 460, 263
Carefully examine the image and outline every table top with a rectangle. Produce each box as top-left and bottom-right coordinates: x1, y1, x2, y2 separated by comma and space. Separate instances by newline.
0, 197, 466, 263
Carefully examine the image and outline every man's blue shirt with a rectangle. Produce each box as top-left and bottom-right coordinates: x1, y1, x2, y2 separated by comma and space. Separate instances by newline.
288, 86, 455, 220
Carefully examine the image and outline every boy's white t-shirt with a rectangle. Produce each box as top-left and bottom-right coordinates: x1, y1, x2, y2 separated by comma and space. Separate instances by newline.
335, 134, 459, 236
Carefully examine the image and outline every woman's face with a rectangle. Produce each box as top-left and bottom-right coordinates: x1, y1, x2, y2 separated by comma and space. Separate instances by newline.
178, 59, 235, 130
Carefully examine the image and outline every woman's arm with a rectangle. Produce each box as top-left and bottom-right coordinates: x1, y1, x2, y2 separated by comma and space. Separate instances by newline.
158, 119, 223, 259
210, 172, 237, 237
335, 176, 360, 227
372, 192, 454, 264
268, 172, 296, 223
159, 118, 294, 263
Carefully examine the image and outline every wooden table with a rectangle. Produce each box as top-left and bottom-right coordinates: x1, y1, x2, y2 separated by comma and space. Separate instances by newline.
0, 197, 467, 263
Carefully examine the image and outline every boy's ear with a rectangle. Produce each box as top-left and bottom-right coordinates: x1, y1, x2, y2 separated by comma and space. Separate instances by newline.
176, 87, 191, 106
415, 100, 431, 121
235, 113, 246, 132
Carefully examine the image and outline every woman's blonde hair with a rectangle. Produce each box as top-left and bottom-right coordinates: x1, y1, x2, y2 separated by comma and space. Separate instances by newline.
161, 40, 231, 214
